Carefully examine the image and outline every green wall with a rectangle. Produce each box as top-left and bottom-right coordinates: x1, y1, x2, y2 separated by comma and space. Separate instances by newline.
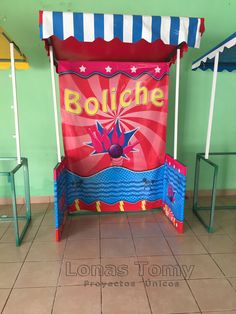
1, 0, 236, 197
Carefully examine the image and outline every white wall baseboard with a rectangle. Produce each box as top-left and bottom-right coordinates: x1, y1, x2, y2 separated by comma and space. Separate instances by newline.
186, 189, 236, 198
0, 195, 54, 205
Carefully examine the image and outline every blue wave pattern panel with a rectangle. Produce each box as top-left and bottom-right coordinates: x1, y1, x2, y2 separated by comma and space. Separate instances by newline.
54, 166, 68, 229
66, 166, 164, 205
162, 162, 186, 222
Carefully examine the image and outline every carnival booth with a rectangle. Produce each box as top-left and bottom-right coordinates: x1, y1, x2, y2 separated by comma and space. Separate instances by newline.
0, 28, 31, 246
39, 11, 205, 240
192, 33, 236, 232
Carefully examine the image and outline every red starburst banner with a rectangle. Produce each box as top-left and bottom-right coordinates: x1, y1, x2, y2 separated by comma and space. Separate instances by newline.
58, 61, 169, 176
54, 61, 186, 238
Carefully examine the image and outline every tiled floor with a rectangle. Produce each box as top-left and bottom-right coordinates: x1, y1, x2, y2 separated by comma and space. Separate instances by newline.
0, 198, 236, 313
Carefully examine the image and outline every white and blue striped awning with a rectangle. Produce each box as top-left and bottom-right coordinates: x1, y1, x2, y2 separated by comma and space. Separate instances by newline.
39, 11, 204, 48
192, 32, 236, 72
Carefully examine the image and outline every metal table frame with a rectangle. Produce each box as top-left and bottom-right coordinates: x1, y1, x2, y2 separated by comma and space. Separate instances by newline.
193, 152, 236, 232
0, 157, 31, 246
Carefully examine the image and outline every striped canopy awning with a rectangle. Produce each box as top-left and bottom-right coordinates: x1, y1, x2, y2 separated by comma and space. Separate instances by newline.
39, 11, 205, 65
0, 28, 29, 70
192, 32, 236, 72
40, 11, 204, 47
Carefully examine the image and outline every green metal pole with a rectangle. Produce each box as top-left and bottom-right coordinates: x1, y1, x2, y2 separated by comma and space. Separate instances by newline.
23, 158, 31, 221
193, 154, 200, 213
10, 173, 20, 246
208, 165, 218, 233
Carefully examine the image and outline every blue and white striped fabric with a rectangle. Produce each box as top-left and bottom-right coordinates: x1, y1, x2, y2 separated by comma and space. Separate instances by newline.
40, 11, 203, 48
192, 32, 236, 71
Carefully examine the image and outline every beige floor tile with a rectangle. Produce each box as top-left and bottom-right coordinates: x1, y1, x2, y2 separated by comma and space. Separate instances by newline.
24, 203, 49, 213
216, 218, 236, 228
175, 254, 223, 279
20, 205, 48, 226
53, 286, 101, 314
202, 311, 236, 314
34, 225, 58, 242
152, 210, 170, 223
101, 238, 135, 258
188, 218, 225, 235
41, 208, 54, 226
47, 203, 54, 210
187, 218, 209, 234
0, 223, 9, 242
134, 236, 172, 256
231, 211, 236, 219
22, 225, 40, 243
223, 222, 236, 238
15, 261, 61, 287
101, 223, 132, 238
184, 196, 192, 208
218, 196, 236, 205
138, 255, 184, 281
130, 222, 162, 237
59, 221, 72, 240
127, 212, 156, 223
166, 236, 207, 255
70, 215, 99, 225
101, 256, 142, 282
0, 204, 21, 210
184, 207, 196, 221
102, 282, 151, 314
0, 289, 10, 313
0, 223, 38, 243
0, 243, 30, 262
192, 211, 211, 222
197, 196, 212, 207
188, 278, 236, 312
215, 210, 236, 225
229, 277, 236, 290
30, 212, 45, 226
26, 241, 66, 261
58, 258, 100, 286
146, 279, 199, 314
0, 263, 22, 288
212, 253, 236, 277
198, 235, 236, 253
159, 221, 195, 237
3, 287, 55, 314
69, 217, 99, 228
100, 213, 128, 224
0, 224, 9, 239
64, 239, 99, 259
41, 220, 70, 242
0, 204, 23, 217
67, 223, 99, 240
228, 233, 236, 243
5, 202, 236, 314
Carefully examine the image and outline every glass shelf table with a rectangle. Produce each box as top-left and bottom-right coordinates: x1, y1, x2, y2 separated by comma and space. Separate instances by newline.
0, 157, 31, 246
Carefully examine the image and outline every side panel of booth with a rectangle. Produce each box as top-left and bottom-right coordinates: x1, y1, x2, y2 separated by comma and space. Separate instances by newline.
54, 158, 68, 241
162, 155, 186, 233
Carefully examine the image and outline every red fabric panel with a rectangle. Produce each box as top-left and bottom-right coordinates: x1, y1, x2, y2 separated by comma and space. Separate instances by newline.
44, 36, 188, 70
